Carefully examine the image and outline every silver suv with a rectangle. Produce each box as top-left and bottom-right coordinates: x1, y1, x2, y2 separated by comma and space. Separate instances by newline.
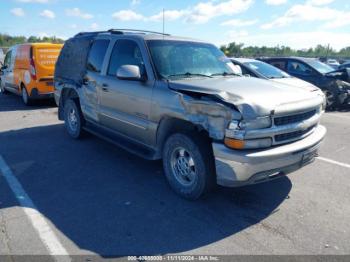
54, 29, 327, 199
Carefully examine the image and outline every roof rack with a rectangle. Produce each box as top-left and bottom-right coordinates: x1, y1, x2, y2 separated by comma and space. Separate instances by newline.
108, 29, 170, 36
74, 29, 171, 38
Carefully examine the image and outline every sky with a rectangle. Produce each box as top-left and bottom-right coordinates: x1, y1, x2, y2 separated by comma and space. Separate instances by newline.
0, 0, 349, 50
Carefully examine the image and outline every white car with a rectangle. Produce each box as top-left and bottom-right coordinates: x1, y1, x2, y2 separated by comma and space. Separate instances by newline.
326, 59, 340, 69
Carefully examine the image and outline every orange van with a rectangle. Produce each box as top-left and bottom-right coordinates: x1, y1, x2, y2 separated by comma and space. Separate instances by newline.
0, 43, 63, 105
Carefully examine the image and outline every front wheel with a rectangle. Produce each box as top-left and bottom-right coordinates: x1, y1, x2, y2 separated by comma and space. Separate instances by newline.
0, 80, 8, 94
64, 99, 84, 139
324, 90, 338, 110
162, 132, 215, 200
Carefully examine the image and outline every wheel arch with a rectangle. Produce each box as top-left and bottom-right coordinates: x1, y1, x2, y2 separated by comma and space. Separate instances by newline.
154, 116, 212, 159
58, 88, 80, 120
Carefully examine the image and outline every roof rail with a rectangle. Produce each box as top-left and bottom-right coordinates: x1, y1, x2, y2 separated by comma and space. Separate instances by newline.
74, 29, 171, 38
74, 31, 108, 37
108, 29, 170, 36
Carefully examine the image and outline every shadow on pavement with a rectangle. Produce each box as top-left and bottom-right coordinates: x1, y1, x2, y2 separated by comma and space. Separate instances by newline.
0, 92, 56, 112
0, 124, 292, 256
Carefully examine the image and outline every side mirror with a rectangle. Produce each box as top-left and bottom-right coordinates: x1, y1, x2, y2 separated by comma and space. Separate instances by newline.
116, 65, 145, 81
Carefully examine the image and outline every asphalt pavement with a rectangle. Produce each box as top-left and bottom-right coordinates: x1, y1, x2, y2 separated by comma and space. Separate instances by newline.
0, 93, 349, 259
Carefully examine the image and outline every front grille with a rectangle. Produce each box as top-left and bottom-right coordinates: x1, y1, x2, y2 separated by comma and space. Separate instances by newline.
275, 126, 315, 142
274, 110, 317, 126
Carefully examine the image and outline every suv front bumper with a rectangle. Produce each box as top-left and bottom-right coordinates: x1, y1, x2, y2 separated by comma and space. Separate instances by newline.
213, 125, 326, 187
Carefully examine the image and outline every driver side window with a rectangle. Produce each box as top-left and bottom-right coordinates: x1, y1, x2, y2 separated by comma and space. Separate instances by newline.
288, 61, 313, 76
108, 39, 145, 77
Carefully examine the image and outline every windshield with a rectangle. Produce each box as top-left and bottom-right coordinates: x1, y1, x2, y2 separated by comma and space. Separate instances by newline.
147, 40, 236, 79
244, 61, 290, 79
307, 60, 334, 74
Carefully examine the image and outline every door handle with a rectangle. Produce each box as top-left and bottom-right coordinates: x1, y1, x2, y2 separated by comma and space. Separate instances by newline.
102, 83, 109, 92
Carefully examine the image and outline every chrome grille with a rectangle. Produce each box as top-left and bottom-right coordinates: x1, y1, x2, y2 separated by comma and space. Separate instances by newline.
274, 109, 317, 126
275, 126, 315, 142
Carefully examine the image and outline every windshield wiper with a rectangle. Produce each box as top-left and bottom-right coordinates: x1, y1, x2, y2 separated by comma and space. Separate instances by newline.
167, 72, 213, 79
211, 72, 240, 77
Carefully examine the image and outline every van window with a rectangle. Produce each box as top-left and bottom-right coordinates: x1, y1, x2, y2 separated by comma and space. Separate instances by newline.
108, 39, 144, 76
4, 51, 12, 68
87, 40, 110, 73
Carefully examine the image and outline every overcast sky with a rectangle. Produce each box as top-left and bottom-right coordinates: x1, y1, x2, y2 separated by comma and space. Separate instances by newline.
0, 0, 349, 50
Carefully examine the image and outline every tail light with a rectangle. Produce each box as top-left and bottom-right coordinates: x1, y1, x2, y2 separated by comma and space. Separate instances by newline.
30, 58, 37, 80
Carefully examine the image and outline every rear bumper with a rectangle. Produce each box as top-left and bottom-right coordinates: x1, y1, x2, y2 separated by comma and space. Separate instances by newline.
30, 88, 54, 100
213, 125, 327, 187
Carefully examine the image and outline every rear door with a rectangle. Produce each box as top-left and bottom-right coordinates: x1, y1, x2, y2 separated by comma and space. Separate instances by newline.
98, 38, 154, 144
33, 45, 62, 88
82, 38, 110, 122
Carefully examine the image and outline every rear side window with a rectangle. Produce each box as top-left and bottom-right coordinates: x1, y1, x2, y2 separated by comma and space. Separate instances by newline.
87, 40, 109, 73
108, 39, 144, 76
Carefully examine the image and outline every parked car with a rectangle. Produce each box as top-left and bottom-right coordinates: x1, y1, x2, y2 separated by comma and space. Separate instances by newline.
261, 57, 350, 109
0, 43, 63, 104
326, 59, 340, 69
230, 58, 323, 94
339, 62, 350, 70
55, 30, 326, 199
0, 48, 4, 65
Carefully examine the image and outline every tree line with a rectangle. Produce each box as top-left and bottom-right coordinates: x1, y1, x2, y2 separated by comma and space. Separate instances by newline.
1, 33, 350, 60
220, 42, 350, 60
0, 34, 64, 48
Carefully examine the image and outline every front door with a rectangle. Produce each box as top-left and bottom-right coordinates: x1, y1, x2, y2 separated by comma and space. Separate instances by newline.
99, 39, 154, 144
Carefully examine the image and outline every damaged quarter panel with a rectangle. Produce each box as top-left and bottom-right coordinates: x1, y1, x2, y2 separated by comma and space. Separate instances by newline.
150, 80, 240, 141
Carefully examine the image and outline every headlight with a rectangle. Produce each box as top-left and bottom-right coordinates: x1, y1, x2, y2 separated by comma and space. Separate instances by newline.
239, 116, 272, 130
225, 117, 273, 150
228, 117, 272, 131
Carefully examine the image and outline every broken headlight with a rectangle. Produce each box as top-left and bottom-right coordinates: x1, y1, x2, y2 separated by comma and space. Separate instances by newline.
225, 117, 273, 150
229, 116, 272, 130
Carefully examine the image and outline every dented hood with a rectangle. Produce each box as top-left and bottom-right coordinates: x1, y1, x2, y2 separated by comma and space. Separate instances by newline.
325, 68, 350, 82
168, 77, 323, 119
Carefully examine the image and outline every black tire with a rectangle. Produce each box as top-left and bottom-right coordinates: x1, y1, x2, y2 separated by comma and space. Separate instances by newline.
324, 89, 339, 110
0, 80, 9, 94
64, 99, 84, 139
162, 131, 216, 200
21, 85, 32, 106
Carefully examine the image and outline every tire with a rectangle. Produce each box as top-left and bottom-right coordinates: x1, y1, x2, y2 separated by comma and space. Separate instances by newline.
64, 99, 84, 139
0, 79, 9, 94
324, 89, 339, 110
162, 132, 216, 200
21, 86, 32, 106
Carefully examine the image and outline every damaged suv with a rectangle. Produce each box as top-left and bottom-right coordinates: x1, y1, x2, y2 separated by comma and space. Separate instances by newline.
54, 30, 327, 199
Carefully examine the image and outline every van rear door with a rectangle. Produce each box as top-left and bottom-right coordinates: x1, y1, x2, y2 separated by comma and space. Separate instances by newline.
33, 44, 62, 84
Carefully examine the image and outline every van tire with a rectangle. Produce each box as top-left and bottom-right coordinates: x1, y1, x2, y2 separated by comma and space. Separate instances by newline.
64, 99, 84, 139
162, 131, 216, 200
0, 80, 9, 94
21, 86, 32, 106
